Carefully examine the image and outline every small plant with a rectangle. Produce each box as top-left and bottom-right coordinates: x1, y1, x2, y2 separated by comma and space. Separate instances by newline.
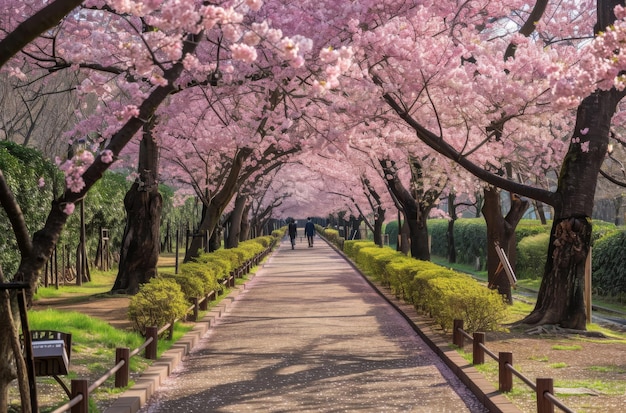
549, 362, 568, 369
551, 344, 582, 351
128, 277, 189, 335
587, 365, 626, 373
529, 355, 549, 362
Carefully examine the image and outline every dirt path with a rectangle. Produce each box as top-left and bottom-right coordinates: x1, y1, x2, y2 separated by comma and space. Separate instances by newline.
33, 295, 133, 330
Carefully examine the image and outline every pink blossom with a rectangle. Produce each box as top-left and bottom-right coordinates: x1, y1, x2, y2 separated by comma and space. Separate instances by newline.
38, 177, 45, 188
101, 149, 114, 164
63, 203, 75, 215
231, 44, 257, 63
245, 0, 263, 12
581, 141, 590, 152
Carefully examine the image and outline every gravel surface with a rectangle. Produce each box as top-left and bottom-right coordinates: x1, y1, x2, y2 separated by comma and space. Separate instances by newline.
138, 238, 488, 413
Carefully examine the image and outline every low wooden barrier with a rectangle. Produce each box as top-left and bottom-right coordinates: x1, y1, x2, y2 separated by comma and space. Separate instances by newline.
452, 319, 575, 413
46, 246, 273, 413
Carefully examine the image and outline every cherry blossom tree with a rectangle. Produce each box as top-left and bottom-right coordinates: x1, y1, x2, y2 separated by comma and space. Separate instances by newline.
0, 0, 345, 406
337, 0, 625, 329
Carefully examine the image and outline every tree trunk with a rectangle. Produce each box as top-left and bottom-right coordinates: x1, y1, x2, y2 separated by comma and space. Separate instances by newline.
225, 193, 246, 249
521, 89, 622, 329
380, 158, 435, 260
373, 205, 385, 247
240, 203, 251, 242
534, 200, 548, 224
0, 292, 19, 413
446, 193, 457, 263
482, 187, 529, 303
111, 121, 162, 294
184, 147, 252, 261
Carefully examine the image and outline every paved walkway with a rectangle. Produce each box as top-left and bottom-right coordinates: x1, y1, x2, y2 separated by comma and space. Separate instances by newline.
137, 236, 488, 413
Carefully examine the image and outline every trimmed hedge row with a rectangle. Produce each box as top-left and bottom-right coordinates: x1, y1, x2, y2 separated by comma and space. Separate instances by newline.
334, 236, 508, 333
429, 218, 622, 282
128, 234, 279, 334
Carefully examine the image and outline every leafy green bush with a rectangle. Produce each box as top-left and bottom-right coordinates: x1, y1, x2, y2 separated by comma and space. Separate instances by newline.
516, 233, 550, 280
161, 272, 207, 301
592, 230, 626, 297
128, 277, 189, 335
427, 277, 507, 332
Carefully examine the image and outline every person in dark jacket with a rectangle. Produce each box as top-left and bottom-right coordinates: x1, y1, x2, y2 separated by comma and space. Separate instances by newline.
288, 219, 297, 249
304, 217, 315, 247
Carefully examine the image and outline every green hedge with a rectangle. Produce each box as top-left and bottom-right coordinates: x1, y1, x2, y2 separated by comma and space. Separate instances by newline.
592, 230, 626, 297
343, 240, 508, 332
128, 277, 189, 336
516, 233, 550, 280
128, 233, 279, 334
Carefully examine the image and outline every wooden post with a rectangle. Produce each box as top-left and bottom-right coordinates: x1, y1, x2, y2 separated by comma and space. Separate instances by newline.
192, 297, 199, 322
175, 229, 180, 275
17, 289, 38, 413
71, 379, 89, 413
473, 332, 485, 365
452, 319, 464, 348
145, 326, 158, 360
115, 347, 130, 388
499, 352, 513, 392
585, 247, 592, 324
536, 378, 555, 413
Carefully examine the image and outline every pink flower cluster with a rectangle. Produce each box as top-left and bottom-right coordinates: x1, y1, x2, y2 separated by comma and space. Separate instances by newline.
56, 150, 95, 193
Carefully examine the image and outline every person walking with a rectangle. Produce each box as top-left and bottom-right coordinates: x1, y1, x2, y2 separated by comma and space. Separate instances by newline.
304, 217, 315, 247
288, 219, 297, 249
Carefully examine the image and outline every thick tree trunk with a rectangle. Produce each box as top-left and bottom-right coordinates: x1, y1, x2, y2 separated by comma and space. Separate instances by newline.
111, 121, 162, 294
380, 158, 435, 260
482, 187, 528, 303
111, 184, 162, 294
373, 206, 385, 247
522, 90, 622, 329
0, 292, 19, 413
404, 203, 431, 260
240, 203, 251, 242
225, 194, 246, 249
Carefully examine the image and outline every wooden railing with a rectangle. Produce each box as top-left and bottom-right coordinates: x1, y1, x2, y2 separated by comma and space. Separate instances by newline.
452, 319, 575, 413
47, 246, 273, 413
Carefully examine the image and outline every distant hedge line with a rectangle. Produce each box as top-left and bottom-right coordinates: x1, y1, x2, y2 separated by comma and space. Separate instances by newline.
128, 233, 279, 334
426, 218, 623, 297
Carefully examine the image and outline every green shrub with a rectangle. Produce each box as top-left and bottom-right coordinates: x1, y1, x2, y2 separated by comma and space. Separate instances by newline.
177, 261, 220, 295
161, 273, 205, 300
128, 277, 189, 335
516, 233, 550, 280
592, 230, 626, 297
427, 277, 507, 332
343, 240, 374, 259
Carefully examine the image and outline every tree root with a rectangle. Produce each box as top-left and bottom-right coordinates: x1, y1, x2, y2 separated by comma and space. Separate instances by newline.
524, 324, 606, 337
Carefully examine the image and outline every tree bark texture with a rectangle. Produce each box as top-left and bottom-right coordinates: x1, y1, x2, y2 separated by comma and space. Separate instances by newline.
225, 193, 247, 249
522, 89, 623, 329
380, 159, 434, 260
112, 120, 162, 294
482, 187, 529, 304
184, 148, 252, 261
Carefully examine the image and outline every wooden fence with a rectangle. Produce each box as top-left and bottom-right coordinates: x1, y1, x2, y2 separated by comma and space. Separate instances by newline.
452, 319, 575, 413
45, 246, 272, 413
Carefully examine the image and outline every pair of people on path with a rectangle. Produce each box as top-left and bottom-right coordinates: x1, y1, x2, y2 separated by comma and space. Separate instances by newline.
288, 217, 315, 249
